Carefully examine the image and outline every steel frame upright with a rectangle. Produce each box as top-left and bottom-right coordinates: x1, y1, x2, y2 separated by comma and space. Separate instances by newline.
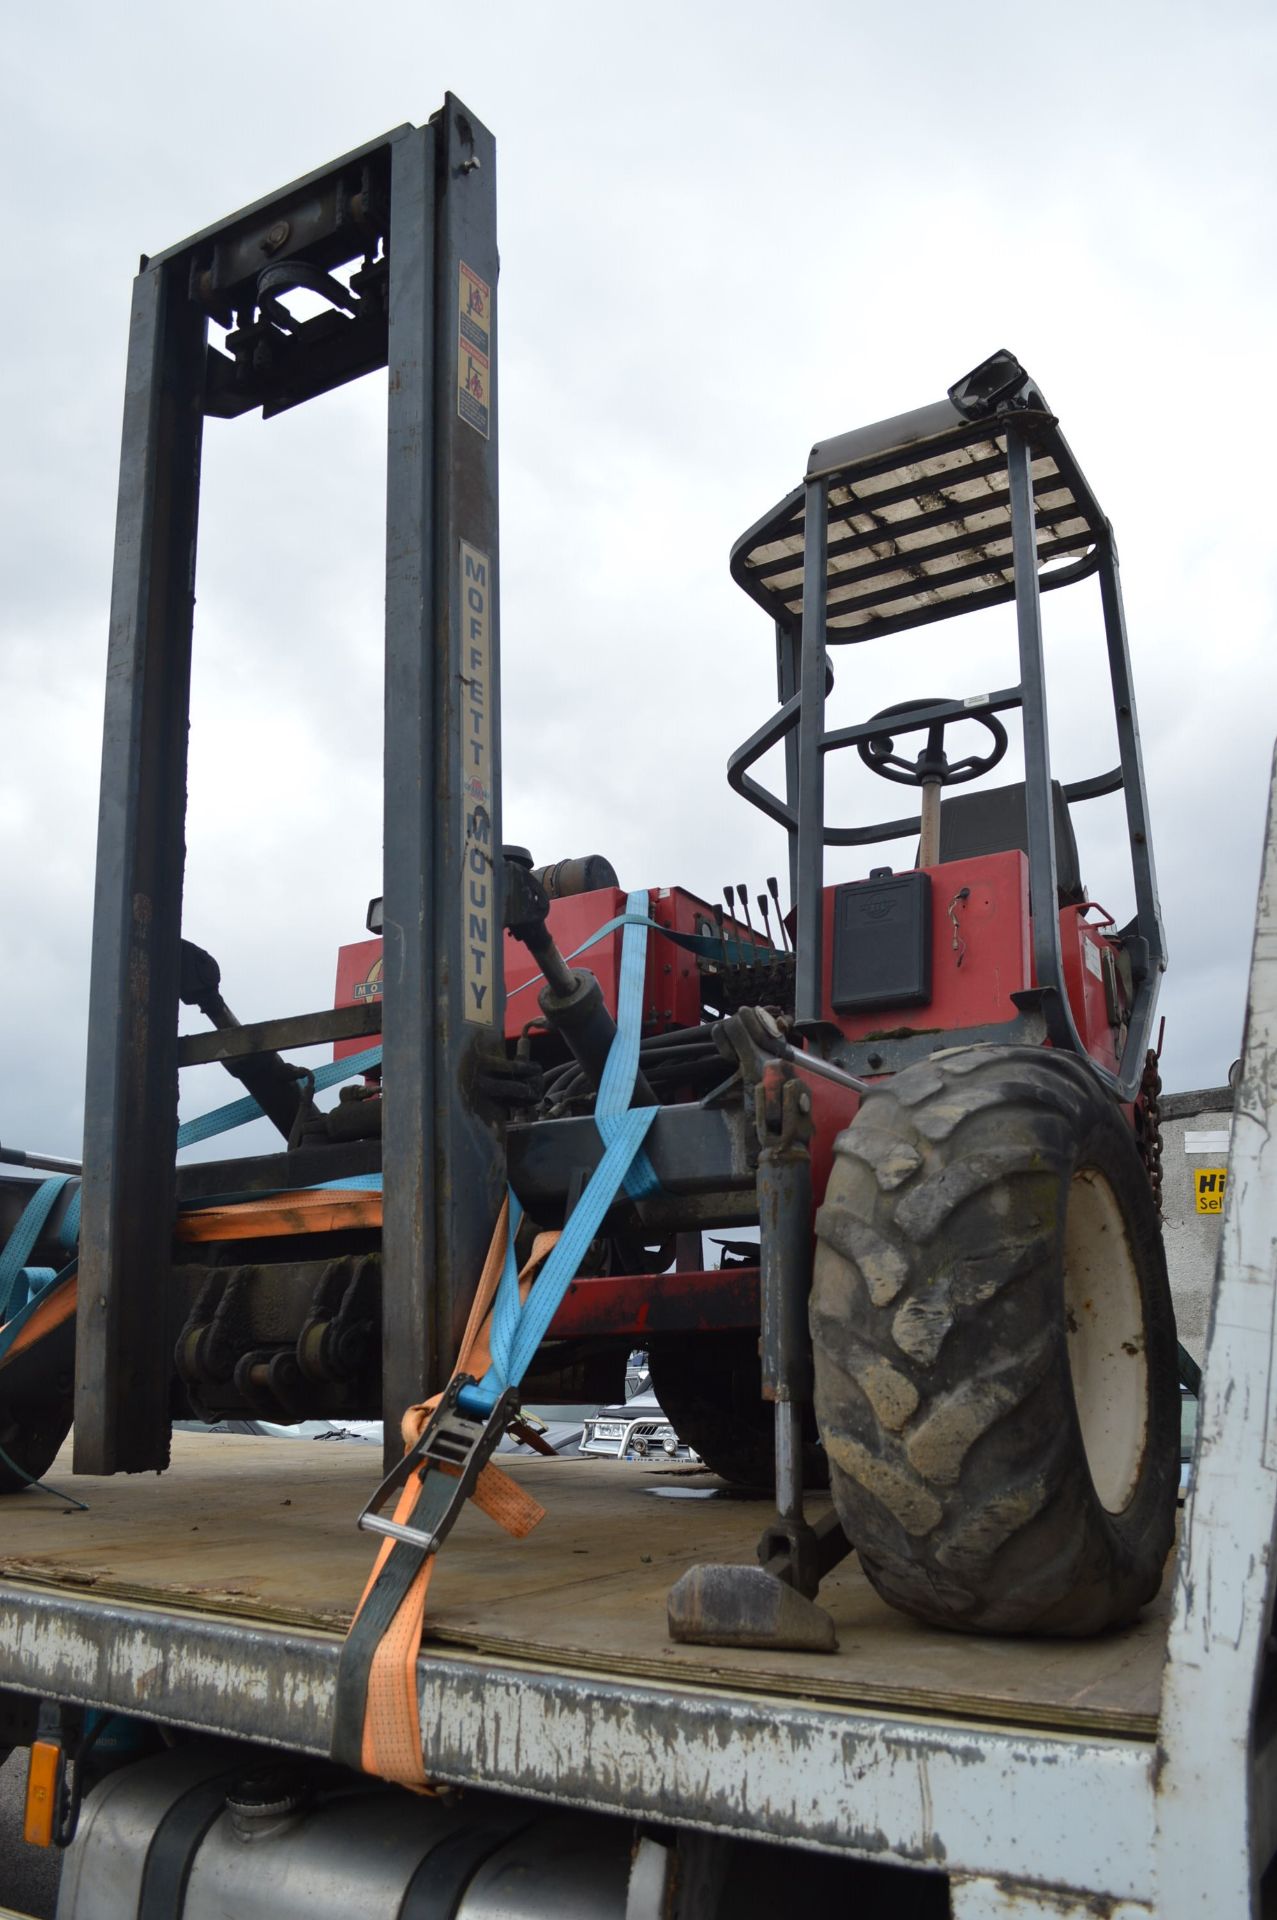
76, 101, 505, 1475
380, 105, 505, 1468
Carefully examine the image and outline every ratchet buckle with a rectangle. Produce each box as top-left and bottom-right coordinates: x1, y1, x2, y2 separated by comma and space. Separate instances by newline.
356, 1374, 520, 1556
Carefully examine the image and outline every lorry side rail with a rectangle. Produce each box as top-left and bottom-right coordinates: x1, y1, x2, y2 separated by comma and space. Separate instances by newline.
1152, 740, 1277, 1918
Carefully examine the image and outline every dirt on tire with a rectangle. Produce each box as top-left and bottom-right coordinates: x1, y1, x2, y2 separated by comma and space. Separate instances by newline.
810, 1044, 1179, 1635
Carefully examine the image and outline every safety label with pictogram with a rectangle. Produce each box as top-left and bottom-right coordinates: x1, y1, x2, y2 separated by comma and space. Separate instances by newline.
457, 261, 490, 438
1194, 1167, 1228, 1214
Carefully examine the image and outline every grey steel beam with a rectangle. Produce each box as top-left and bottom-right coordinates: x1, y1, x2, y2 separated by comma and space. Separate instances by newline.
1155, 746, 1277, 1915
794, 478, 829, 1025
1006, 427, 1156, 1100
775, 621, 801, 906
1095, 543, 1168, 1007
506, 1104, 750, 1210
76, 258, 207, 1474
175, 1001, 381, 1066
380, 121, 441, 1460
1005, 425, 1063, 1022
380, 100, 506, 1465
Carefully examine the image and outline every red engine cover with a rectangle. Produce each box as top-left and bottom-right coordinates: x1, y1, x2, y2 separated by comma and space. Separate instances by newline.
333, 885, 717, 1057
820, 850, 1032, 1041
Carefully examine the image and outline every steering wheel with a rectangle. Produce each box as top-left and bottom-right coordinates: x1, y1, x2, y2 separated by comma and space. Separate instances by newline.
857, 698, 1008, 789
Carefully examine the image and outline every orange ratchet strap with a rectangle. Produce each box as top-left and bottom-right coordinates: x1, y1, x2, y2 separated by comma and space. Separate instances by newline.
0, 1190, 381, 1371
330, 1201, 559, 1788
176, 1188, 383, 1242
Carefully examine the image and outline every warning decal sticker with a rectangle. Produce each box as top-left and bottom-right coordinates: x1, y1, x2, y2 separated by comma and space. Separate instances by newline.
457, 262, 491, 438
459, 540, 495, 1024
354, 957, 383, 1002
1194, 1167, 1228, 1215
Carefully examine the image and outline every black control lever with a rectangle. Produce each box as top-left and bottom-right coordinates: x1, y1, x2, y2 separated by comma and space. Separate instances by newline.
179, 939, 320, 1142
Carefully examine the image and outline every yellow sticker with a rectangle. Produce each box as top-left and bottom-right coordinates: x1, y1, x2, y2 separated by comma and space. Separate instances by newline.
457, 261, 491, 437
459, 540, 495, 1024
1194, 1167, 1228, 1214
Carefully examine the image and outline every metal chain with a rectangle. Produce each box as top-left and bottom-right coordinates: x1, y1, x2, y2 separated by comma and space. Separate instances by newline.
1136, 1047, 1164, 1213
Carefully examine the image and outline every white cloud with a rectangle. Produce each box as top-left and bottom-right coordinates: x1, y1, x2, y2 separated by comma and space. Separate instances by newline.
2, 0, 1274, 1165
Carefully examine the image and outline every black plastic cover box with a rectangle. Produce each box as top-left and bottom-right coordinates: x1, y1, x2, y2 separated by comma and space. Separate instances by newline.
830, 871, 932, 1013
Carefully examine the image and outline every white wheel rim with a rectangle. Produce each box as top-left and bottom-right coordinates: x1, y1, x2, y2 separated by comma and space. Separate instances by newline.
1062, 1168, 1149, 1513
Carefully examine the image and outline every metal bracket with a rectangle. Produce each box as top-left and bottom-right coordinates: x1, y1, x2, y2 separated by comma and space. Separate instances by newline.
718, 1004, 871, 1098
667, 1562, 837, 1654
666, 1045, 849, 1650
758, 1505, 853, 1598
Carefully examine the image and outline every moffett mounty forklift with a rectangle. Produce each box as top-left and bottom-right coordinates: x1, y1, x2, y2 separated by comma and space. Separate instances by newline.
0, 97, 1177, 1704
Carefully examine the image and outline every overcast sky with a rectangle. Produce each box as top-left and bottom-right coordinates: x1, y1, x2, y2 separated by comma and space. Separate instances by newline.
2, 1, 1274, 1165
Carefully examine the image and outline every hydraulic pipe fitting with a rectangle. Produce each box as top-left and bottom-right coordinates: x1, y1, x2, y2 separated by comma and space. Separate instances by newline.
503, 848, 654, 1104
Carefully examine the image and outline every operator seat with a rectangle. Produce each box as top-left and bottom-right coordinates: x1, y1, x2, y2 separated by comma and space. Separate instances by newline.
934, 779, 1085, 906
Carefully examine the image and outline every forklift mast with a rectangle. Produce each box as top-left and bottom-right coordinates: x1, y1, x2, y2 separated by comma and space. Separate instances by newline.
77, 102, 503, 1475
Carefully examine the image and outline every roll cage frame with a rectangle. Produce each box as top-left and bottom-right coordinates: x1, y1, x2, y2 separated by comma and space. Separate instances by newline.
726, 350, 1166, 1100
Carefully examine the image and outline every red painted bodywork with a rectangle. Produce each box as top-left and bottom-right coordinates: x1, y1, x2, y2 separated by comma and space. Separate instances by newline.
1057, 903, 1122, 1076
546, 1266, 760, 1340
333, 884, 727, 1060
332, 853, 1127, 1341
820, 850, 1032, 1042
819, 849, 1124, 1072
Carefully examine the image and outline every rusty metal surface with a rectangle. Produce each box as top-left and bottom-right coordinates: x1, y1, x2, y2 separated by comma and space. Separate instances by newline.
0, 1588, 336, 1753
0, 1579, 1158, 1896
666, 1564, 837, 1653
75, 247, 209, 1477
379, 103, 507, 1472
950, 1878, 1150, 1917
0, 1437, 1170, 1734
544, 1266, 759, 1339
175, 1002, 382, 1067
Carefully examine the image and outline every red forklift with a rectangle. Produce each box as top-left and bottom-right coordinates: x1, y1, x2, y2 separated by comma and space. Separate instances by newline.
0, 106, 1176, 1681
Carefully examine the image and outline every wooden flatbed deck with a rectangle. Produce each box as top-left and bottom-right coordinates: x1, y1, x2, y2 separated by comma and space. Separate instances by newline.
0, 1431, 1170, 1741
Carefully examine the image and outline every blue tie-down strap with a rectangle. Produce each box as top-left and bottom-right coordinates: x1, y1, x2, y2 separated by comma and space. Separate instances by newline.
595, 889, 659, 1200
175, 1042, 385, 1152
0, 1266, 75, 1367
505, 909, 777, 996
0, 1057, 387, 1317
2, 882, 677, 1385
460, 890, 663, 1416
0, 1174, 71, 1325
459, 1114, 660, 1420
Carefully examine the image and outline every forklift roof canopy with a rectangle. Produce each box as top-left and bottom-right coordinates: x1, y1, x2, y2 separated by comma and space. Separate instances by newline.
730, 355, 1110, 643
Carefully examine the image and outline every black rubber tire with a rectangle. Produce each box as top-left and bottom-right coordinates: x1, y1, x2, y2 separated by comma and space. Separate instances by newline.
648, 1330, 829, 1490
0, 1401, 73, 1495
810, 1045, 1179, 1635
0, 1300, 75, 1494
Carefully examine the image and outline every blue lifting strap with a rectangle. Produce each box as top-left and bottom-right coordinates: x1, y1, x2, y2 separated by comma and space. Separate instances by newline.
1, 893, 705, 1356
175, 1041, 386, 1151
461, 890, 661, 1416
0, 1175, 71, 1325
505, 910, 774, 1007
595, 890, 660, 1200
